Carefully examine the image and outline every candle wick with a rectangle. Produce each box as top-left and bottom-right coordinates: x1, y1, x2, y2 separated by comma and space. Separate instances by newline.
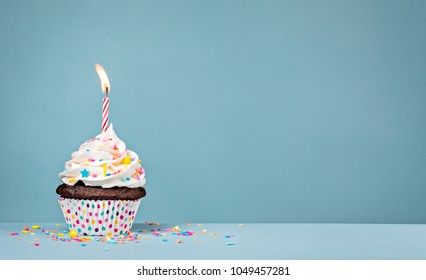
105, 86, 109, 97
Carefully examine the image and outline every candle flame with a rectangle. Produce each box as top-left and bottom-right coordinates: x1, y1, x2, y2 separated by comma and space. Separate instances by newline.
95, 64, 110, 95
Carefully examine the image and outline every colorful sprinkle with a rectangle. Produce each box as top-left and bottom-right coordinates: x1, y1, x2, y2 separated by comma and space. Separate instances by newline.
80, 169, 89, 178
122, 157, 131, 165
69, 230, 78, 238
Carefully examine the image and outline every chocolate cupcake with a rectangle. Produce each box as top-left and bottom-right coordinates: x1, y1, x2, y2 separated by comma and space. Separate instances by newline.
57, 124, 146, 236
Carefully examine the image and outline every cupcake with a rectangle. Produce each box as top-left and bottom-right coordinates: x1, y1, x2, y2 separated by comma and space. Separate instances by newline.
57, 124, 146, 236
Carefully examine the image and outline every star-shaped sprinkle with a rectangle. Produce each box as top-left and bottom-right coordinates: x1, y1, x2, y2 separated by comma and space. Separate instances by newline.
122, 157, 131, 165
80, 168, 89, 178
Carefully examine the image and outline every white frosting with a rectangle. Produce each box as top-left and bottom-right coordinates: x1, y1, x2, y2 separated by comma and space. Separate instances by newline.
59, 124, 146, 188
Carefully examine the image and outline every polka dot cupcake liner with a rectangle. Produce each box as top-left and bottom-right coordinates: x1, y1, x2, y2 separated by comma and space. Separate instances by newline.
58, 197, 141, 236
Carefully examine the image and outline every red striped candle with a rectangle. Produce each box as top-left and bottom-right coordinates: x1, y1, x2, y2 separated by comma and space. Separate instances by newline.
102, 96, 110, 132
95, 64, 111, 132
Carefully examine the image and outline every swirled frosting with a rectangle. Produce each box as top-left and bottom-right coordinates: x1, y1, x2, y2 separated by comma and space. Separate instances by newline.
59, 124, 146, 188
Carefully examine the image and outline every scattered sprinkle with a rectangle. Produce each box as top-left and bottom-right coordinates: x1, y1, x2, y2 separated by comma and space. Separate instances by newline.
69, 230, 78, 238
5, 222, 243, 250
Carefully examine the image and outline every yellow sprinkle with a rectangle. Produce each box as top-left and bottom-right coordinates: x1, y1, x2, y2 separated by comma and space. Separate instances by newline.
22, 230, 29, 234
57, 233, 64, 237
69, 178, 76, 183
103, 164, 107, 176
69, 230, 78, 238
55, 224, 61, 227
172, 226, 181, 232
238, 224, 244, 227
31, 225, 40, 229
138, 159, 141, 163
122, 157, 131, 165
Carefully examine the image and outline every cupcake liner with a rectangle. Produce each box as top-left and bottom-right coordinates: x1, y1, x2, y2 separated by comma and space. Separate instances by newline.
58, 197, 141, 236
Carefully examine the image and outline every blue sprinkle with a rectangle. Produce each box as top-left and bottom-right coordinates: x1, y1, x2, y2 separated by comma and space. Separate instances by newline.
162, 239, 168, 242
126, 177, 130, 181
106, 173, 111, 176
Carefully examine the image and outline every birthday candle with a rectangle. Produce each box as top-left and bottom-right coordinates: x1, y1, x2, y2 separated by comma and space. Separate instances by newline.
95, 64, 111, 132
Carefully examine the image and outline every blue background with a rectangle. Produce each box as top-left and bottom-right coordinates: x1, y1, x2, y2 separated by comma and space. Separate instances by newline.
0, 0, 425, 223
